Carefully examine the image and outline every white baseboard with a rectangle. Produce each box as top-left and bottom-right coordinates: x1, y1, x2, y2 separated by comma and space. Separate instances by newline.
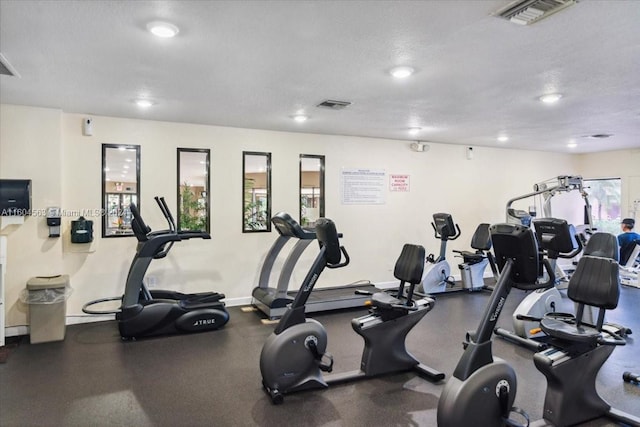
66, 314, 115, 325
5, 325, 28, 338
225, 296, 253, 307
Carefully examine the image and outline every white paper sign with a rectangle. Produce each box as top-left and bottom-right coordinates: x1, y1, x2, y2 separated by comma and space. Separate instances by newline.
341, 169, 386, 205
389, 174, 410, 192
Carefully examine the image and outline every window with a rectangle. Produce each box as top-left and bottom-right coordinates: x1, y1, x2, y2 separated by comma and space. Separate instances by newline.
102, 144, 140, 237
299, 155, 325, 227
585, 178, 621, 234
177, 148, 210, 233
243, 151, 271, 232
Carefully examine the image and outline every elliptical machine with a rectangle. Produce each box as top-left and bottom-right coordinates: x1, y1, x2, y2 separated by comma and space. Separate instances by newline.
419, 213, 461, 294
437, 223, 640, 427
260, 218, 444, 404
84, 196, 229, 339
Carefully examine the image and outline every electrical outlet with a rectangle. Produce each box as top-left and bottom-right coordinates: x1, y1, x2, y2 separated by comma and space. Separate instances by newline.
146, 275, 157, 288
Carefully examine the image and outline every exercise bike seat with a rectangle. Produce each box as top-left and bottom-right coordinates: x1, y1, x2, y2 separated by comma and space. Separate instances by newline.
455, 250, 485, 263
540, 316, 600, 345
453, 223, 492, 264
371, 292, 402, 310
540, 255, 620, 346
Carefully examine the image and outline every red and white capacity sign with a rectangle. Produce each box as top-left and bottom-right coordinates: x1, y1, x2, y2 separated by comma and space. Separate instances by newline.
389, 174, 410, 192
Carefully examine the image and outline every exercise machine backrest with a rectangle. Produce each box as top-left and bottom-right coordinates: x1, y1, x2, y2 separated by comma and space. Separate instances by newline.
568, 255, 619, 312
393, 244, 425, 304
470, 223, 492, 251
583, 232, 619, 261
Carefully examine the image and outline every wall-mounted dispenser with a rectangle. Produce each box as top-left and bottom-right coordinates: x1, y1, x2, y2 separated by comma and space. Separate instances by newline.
0, 179, 32, 216
71, 217, 93, 243
46, 207, 61, 237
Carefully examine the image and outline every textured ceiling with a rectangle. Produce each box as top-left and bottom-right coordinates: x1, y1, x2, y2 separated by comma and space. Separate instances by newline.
1, 0, 639, 153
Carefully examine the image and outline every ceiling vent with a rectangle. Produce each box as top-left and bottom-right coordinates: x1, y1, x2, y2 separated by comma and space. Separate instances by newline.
585, 133, 613, 139
0, 53, 20, 77
316, 100, 351, 110
494, 0, 577, 26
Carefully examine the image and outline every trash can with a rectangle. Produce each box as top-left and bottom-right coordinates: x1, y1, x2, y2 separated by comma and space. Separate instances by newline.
23, 275, 71, 344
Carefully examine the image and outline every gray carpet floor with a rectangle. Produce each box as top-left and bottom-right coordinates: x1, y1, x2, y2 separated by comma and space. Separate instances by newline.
1, 285, 639, 426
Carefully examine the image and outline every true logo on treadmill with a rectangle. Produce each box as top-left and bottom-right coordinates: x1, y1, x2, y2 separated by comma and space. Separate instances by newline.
193, 318, 216, 326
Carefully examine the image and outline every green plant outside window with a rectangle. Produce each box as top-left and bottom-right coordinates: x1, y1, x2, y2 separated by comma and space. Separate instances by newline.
177, 148, 210, 233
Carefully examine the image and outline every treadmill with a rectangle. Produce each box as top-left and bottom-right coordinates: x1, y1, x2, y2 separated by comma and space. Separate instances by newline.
251, 212, 379, 319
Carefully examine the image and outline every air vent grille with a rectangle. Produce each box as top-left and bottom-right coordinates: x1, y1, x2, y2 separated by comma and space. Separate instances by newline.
494, 0, 577, 26
0, 53, 20, 77
316, 100, 351, 110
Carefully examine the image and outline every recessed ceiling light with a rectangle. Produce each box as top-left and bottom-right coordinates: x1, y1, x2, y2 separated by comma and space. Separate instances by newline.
135, 99, 154, 108
125, 158, 132, 162
390, 66, 415, 79
123, 165, 130, 169
497, 135, 509, 142
293, 114, 308, 123
147, 21, 180, 38
118, 147, 126, 151
539, 93, 563, 104
408, 127, 421, 136
567, 140, 577, 148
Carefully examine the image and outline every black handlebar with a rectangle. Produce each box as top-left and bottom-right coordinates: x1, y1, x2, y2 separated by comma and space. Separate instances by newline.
513, 258, 555, 291
557, 235, 584, 259
327, 246, 350, 269
154, 196, 176, 233
431, 222, 462, 241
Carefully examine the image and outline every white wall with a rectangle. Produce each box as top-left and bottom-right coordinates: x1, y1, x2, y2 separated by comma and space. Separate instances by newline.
0, 105, 63, 328
1, 103, 580, 328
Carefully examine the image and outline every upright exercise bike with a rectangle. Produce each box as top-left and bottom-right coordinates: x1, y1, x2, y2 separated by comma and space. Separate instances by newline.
437, 223, 640, 427
260, 218, 444, 404
419, 213, 461, 294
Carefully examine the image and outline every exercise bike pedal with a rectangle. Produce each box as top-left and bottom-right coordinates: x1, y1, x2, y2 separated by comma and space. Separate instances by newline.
263, 380, 284, 404
319, 352, 334, 372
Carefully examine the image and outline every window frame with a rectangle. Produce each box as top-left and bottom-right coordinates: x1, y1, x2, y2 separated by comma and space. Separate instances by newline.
101, 143, 141, 238
176, 148, 211, 234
